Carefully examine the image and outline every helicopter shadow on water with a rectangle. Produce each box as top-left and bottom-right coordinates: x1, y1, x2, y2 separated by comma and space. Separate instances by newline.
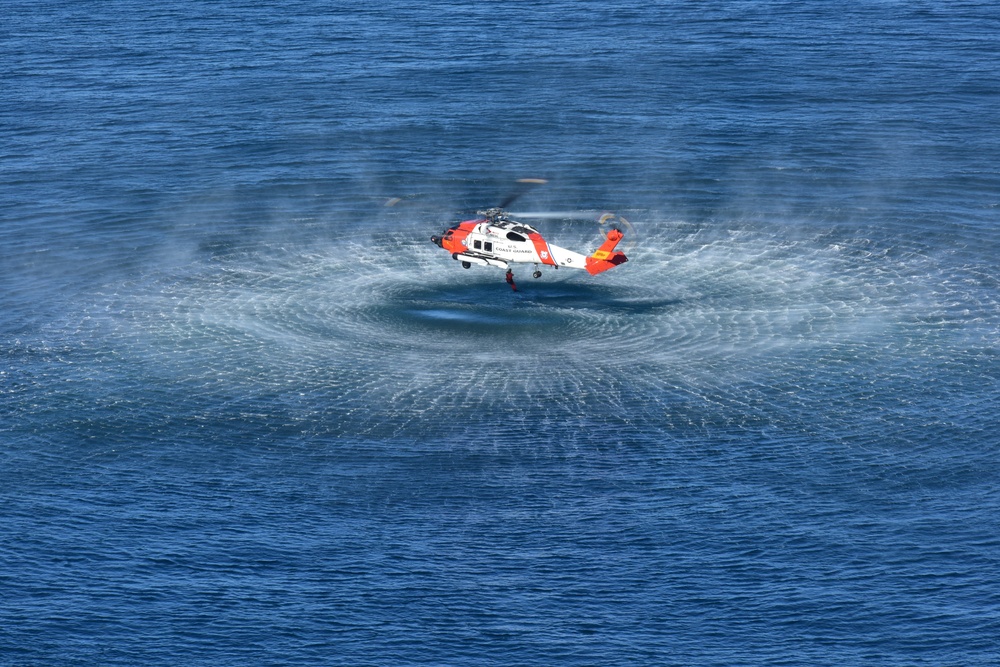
381, 276, 685, 336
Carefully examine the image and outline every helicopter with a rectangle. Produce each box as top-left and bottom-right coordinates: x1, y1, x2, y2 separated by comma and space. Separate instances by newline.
429, 180, 630, 288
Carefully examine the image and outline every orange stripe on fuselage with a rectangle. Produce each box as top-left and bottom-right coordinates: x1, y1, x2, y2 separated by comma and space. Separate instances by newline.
527, 232, 557, 266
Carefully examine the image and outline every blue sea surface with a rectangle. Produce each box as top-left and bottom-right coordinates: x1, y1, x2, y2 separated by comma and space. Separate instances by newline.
3, 1, 1000, 664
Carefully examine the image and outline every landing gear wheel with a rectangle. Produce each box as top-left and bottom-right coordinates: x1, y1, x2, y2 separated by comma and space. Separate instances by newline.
532, 270, 542, 279
462, 261, 471, 269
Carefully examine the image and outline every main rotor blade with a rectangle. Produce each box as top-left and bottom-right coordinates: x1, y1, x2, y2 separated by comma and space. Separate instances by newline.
498, 178, 548, 209
507, 210, 604, 220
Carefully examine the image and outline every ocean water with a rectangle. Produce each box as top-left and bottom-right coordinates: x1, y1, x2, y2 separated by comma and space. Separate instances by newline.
3, 1, 999, 664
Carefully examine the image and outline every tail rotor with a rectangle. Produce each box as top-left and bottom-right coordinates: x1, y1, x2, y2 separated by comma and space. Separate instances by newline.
598, 212, 637, 255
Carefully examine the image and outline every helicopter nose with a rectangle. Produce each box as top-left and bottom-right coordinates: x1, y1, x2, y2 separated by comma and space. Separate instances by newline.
431, 235, 442, 247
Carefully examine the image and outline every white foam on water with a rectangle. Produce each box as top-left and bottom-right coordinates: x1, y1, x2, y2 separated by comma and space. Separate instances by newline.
39, 212, 985, 443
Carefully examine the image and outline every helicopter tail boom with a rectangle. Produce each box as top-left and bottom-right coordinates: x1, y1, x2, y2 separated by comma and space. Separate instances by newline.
585, 228, 628, 275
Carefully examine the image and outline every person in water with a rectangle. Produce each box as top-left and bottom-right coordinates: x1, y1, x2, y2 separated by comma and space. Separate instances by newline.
505, 269, 517, 292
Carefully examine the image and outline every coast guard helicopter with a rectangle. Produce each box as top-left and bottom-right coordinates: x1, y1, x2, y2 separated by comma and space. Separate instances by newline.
430, 179, 630, 290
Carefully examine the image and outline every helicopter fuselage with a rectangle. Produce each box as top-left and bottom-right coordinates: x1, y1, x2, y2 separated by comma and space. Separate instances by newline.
431, 210, 627, 276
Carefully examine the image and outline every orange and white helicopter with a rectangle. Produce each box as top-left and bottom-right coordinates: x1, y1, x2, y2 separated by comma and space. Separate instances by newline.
430, 180, 630, 289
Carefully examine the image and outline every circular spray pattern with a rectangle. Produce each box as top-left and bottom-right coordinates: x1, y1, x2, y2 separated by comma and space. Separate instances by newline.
19, 214, 998, 443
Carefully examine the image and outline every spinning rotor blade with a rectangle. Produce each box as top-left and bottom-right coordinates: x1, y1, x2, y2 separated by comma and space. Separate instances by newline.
598, 212, 637, 254
507, 210, 604, 220
497, 178, 548, 210
512, 209, 638, 253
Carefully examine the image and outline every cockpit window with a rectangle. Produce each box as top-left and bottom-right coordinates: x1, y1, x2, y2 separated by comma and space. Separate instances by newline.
506, 232, 526, 242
